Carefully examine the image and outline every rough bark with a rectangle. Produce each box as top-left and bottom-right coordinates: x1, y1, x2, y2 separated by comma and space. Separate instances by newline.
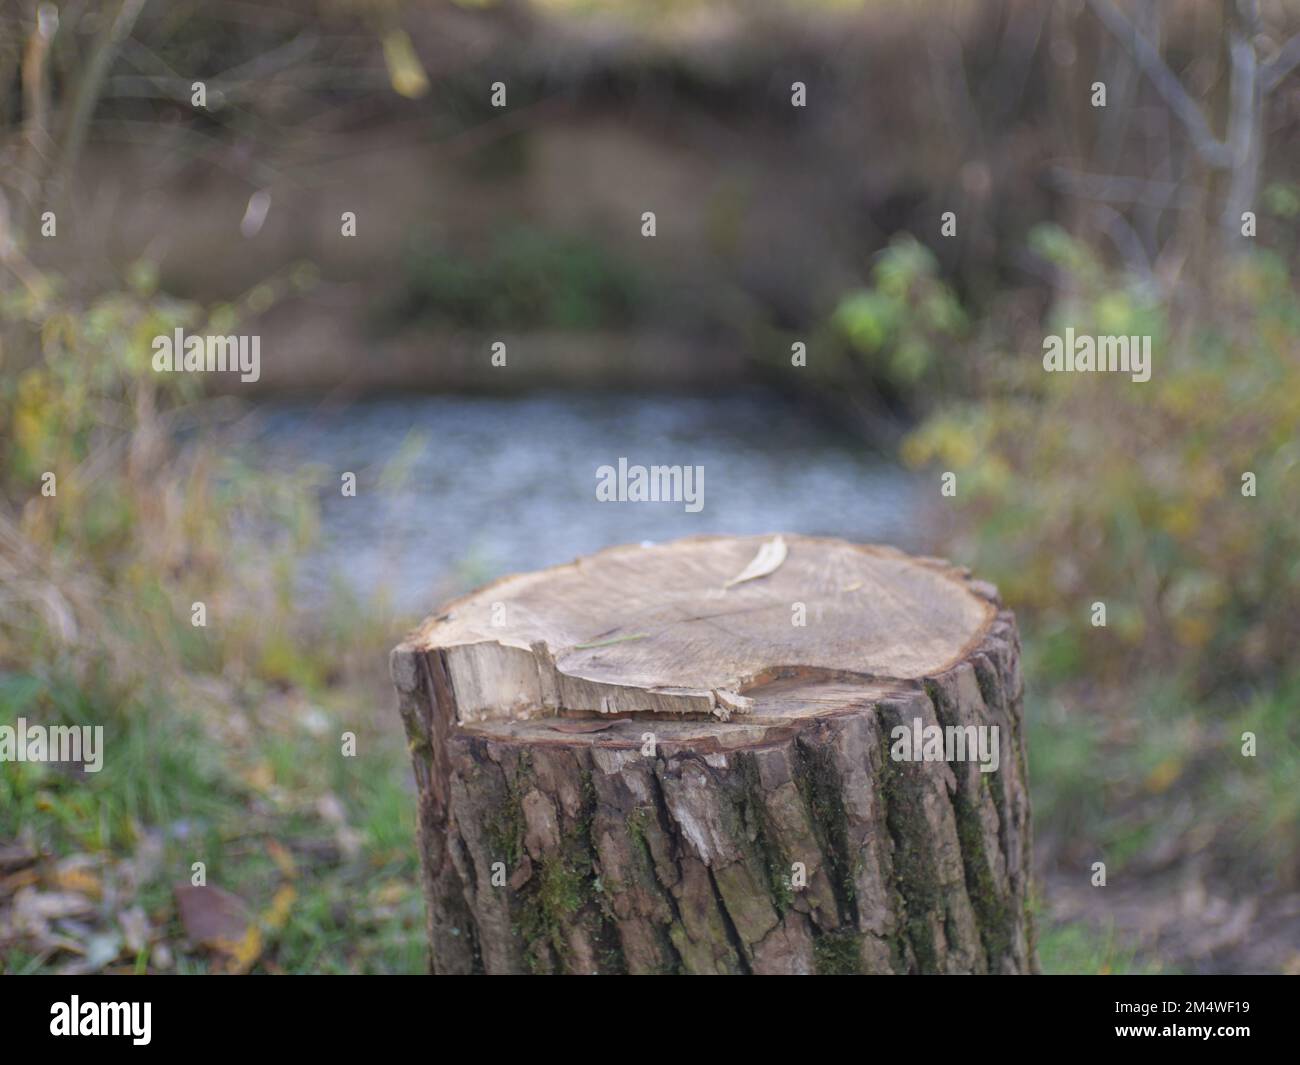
391, 534, 1036, 974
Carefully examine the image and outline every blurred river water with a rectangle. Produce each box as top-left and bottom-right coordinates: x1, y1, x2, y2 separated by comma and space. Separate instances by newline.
252, 391, 922, 613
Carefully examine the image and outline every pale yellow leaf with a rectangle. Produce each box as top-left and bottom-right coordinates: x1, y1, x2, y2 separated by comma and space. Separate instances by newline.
382, 29, 429, 99
724, 536, 788, 588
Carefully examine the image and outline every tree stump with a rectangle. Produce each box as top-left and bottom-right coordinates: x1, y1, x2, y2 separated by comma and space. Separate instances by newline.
391, 534, 1035, 974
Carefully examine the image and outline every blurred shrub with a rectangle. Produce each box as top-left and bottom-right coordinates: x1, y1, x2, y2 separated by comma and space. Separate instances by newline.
827, 236, 968, 403
0, 257, 423, 972
904, 226, 1300, 688
390, 225, 643, 330
0, 261, 325, 702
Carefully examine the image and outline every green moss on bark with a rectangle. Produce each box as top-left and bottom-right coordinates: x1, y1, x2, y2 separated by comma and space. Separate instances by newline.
879, 749, 942, 972
796, 735, 857, 919
813, 929, 864, 974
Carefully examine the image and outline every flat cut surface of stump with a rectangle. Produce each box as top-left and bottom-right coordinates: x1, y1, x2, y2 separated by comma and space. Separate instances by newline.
392, 534, 1034, 974
410, 534, 996, 724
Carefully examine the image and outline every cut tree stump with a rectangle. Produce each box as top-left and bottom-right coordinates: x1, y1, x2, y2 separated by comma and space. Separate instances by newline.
391, 534, 1035, 974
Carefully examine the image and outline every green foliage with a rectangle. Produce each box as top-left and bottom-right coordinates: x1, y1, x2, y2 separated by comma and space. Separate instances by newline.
1024, 667, 1300, 883
905, 226, 1300, 890
1037, 919, 1164, 975
905, 227, 1300, 685
391, 225, 643, 330
0, 260, 329, 691
1262, 182, 1300, 221
829, 236, 967, 396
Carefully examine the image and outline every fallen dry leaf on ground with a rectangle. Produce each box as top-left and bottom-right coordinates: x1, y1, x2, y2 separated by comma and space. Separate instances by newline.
0, 842, 37, 873
174, 883, 252, 948
174, 883, 263, 974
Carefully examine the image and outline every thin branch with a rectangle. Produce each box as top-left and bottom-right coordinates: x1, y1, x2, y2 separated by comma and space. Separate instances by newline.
1221, 28, 1262, 239
209, 30, 318, 86
20, 6, 56, 151
55, 0, 149, 182
1261, 34, 1300, 93
1047, 166, 1200, 209
1238, 0, 1262, 38
1093, 202, 1155, 287
1086, 0, 1232, 168
107, 32, 319, 104
14, 4, 58, 229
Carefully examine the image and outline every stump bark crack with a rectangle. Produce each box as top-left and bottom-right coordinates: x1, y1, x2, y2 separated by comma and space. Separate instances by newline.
392, 534, 1036, 974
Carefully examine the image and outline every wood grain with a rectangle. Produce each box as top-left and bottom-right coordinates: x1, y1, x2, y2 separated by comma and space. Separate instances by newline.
409, 534, 995, 723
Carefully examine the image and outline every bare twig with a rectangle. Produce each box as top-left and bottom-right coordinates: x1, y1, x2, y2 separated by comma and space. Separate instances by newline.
1086, 0, 1232, 168
13, 4, 58, 230
1238, 0, 1263, 38
108, 31, 318, 105
54, 0, 149, 186
1261, 34, 1300, 93
210, 30, 319, 87
1221, 28, 1262, 237
1047, 166, 1200, 209
1093, 202, 1155, 287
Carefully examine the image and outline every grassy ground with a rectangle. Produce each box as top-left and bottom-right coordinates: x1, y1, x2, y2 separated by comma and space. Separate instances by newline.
0, 649, 426, 974
1023, 652, 1300, 974
1036, 918, 1164, 975
3, 617, 1186, 975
